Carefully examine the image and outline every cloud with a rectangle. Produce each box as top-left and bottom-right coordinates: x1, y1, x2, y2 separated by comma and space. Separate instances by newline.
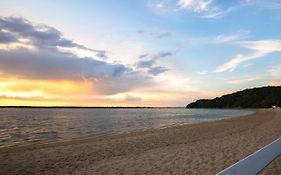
150, 29, 171, 39
136, 51, 174, 75
178, 0, 212, 12
176, 0, 281, 19
225, 77, 258, 84
138, 53, 149, 59
201, 10, 223, 19
201, 6, 236, 19
154, 31, 171, 39
0, 16, 108, 59
137, 59, 155, 68
123, 94, 142, 103
136, 30, 145, 35
0, 49, 152, 94
95, 51, 108, 59
136, 28, 171, 39
0, 94, 53, 101
215, 30, 250, 43
148, 0, 243, 19
153, 51, 174, 59
0, 30, 17, 43
148, 66, 169, 75
215, 40, 281, 72
177, 0, 232, 19
0, 16, 153, 95
215, 52, 266, 72
243, 40, 281, 52
136, 58, 169, 76
196, 70, 208, 75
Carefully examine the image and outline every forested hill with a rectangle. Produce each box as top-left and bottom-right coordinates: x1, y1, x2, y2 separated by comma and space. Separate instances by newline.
186, 86, 281, 108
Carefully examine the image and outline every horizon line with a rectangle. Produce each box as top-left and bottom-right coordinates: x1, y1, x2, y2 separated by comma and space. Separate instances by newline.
0, 106, 185, 108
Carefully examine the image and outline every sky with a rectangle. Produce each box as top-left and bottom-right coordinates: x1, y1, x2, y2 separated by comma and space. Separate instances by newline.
0, 0, 281, 107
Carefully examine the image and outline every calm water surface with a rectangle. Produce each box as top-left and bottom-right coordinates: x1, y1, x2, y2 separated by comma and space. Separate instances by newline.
0, 108, 254, 148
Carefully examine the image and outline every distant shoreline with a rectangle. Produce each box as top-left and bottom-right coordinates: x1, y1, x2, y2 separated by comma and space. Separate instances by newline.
0, 106, 184, 109
186, 86, 281, 108
0, 106, 263, 109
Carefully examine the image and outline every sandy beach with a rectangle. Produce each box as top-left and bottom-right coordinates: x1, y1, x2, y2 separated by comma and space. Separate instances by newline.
0, 109, 280, 175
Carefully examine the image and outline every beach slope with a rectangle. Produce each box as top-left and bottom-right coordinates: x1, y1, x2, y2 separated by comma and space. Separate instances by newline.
0, 109, 281, 175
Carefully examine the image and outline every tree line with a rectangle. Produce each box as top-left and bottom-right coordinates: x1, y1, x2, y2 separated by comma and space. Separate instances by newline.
186, 86, 281, 108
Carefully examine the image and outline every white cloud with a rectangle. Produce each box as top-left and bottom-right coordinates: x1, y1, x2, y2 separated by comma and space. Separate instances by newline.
215, 52, 267, 72
243, 40, 281, 52
215, 40, 281, 72
196, 70, 208, 75
148, 0, 241, 19
201, 10, 223, 19
178, 0, 212, 12
177, 0, 281, 19
215, 30, 250, 43
225, 77, 258, 84
177, 0, 233, 19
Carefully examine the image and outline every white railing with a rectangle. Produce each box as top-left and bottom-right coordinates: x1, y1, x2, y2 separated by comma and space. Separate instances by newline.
216, 137, 281, 175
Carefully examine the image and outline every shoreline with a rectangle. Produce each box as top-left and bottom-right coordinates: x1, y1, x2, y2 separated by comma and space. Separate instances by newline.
1, 109, 281, 174
0, 109, 256, 151
0, 108, 255, 150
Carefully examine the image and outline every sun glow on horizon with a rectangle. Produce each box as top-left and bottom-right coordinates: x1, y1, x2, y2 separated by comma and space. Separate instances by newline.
1, 1, 281, 106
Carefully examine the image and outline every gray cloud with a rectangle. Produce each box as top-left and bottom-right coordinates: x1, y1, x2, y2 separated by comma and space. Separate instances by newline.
0, 17, 152, 94
0, 48, 151, 94
0, 17, 108, 57
136, 30, 145, 35
95, 51, 108, 59
150, 30, 171, 39
153, 51, 174, 59
138, 51, 174, 62
136, 51, 173, 75
0, 30, 17, 43
123, 94, 142, 103
148, 66, 169, 75
136, 29, 171, 39
155, 31, 171, 39
138, 53, 149, 59
137, 59, 155, 68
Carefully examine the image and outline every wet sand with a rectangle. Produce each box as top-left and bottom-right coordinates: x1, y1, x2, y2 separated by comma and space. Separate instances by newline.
0, 109, 280, 175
